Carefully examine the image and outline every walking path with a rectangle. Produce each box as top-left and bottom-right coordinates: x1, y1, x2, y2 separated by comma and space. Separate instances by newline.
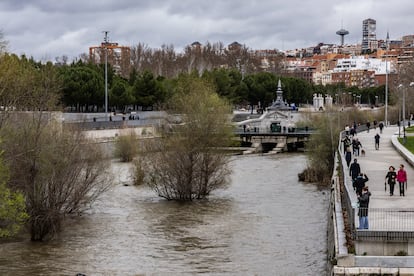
346, 124, 414, 210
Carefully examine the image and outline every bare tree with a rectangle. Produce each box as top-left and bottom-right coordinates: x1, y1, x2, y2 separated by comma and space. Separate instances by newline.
0, 30, 8, 54
139, 77, 233, 200
3, 119, 112, 241
0, 57, 112, 241
397, 61, 414, 119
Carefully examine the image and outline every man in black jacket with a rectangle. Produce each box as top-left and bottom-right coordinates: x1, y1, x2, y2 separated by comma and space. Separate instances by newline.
354, 173, 369, 196
349, 159, 361, 183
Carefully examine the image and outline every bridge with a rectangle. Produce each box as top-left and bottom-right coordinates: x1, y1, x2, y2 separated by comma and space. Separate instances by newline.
234, 128, 312, 154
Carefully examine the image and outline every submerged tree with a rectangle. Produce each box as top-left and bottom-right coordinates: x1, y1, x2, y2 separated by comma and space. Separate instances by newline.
114, 130, 139, 162
3, 119, 112, 241
140, 76, 234, 200
0, 54, 112, 241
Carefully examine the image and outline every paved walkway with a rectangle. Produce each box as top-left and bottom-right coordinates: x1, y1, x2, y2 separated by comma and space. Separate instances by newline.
346, 125, 414, 210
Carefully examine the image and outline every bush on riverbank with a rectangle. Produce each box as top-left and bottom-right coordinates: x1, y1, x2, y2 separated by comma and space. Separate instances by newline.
114, 131, 139, 162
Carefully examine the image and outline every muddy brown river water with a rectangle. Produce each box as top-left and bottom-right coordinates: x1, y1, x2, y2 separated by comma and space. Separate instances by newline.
0, 154, 328, 275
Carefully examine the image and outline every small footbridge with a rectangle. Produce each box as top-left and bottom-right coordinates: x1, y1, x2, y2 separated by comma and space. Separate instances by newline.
234, 128, 312, 154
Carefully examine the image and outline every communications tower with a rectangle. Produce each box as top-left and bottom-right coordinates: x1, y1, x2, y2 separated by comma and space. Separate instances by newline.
336, 28, 349, 46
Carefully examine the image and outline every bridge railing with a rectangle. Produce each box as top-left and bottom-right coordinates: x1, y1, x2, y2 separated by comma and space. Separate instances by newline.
356, 208, 414, 231
338, 132, 357, 234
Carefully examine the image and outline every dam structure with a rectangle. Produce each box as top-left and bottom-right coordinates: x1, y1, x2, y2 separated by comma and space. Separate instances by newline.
234, 80, 310, 154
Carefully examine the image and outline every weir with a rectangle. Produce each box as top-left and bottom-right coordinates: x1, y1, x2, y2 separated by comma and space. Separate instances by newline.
236, 130, 311, 154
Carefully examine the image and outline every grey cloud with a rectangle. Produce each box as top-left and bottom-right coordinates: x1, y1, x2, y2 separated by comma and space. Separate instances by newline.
0, 0, 412, 61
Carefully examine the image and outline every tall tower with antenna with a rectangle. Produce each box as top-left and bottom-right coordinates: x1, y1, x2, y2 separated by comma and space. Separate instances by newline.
336, 27, 349, 46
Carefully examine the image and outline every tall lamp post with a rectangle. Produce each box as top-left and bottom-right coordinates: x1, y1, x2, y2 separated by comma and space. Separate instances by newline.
398, 83, 414, 143
103, 31, 109, 120
385, 32, 389, 126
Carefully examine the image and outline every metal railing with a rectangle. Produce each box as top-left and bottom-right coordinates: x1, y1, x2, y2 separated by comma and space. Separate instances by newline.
355, 208, 414, 232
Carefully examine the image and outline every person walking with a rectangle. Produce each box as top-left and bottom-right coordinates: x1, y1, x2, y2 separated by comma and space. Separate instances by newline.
379, 122, 384, 134
345, 125, 350, 136
385, 166, 397, 196
366, 121, 371, 133
397, 164, 408, 196
349, 159, 361, 183
342, 135, 351, 154
358, 186, 371, 230
345, 147, 352, 168
354, 173, 369, 196
374, 133, 380, 150
352, 138, 362, 156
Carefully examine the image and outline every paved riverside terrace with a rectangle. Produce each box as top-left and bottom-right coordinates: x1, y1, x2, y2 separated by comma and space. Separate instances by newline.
346, 124, 414, 230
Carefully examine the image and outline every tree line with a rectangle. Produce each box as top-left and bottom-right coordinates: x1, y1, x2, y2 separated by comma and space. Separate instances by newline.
0, 34, 411, 242
58, 57, 391, 113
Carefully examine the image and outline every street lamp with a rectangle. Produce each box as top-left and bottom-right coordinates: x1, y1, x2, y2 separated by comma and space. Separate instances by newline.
398, 83, 413, 143
103, 31, 109, 120
410, 82, 414, 127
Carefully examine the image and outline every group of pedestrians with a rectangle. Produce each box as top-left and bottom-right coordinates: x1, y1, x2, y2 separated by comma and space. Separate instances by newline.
348, 158, 371, 229
346, 121, 410, 230
385, 164, 408, 196
342, 135, 363, 167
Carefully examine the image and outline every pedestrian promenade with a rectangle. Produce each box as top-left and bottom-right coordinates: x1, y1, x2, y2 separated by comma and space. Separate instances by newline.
346, 124, 414, 231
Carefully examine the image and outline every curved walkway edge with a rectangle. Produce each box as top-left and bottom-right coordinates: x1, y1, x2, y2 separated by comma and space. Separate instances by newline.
332, 125, 414, 274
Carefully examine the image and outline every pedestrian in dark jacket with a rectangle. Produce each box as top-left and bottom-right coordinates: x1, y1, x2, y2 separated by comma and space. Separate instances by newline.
352, 138, 362, 156
345, 147, 352, 168
354, 173, 369, 196
358, 186, 371, 229
385, 166, 396, 196
342, 135, 351, 154
349, 159, 361, 182
374, 133, 380, 150
379, 122, 384, 134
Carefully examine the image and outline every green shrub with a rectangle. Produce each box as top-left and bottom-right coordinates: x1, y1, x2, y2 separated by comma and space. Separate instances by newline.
0, 182, 28, 238
114, 131, 139, 162
132, 158, 145, 186
395, 250, 408, 256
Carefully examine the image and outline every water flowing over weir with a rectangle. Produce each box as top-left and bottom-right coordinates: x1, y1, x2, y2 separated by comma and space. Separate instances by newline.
0, 154, 329, 275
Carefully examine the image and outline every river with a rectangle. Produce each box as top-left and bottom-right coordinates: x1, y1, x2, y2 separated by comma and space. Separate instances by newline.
0, 154, 328, 276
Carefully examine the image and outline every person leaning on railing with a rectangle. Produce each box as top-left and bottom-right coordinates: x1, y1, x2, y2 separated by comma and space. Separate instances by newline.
357, 186, 371, 230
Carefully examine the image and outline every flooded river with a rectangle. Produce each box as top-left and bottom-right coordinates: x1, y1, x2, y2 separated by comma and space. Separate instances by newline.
0, 154, 328, 275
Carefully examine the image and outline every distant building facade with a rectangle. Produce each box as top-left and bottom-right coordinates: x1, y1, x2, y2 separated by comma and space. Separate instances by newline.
89, 42, 131, 78
362, 18, 377, 52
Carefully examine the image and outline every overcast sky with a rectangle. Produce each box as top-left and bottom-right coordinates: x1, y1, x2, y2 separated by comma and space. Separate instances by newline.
0, 0, 413, 62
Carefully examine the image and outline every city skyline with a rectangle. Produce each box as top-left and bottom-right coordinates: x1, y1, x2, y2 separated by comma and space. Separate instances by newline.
0, 0, 413, 61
